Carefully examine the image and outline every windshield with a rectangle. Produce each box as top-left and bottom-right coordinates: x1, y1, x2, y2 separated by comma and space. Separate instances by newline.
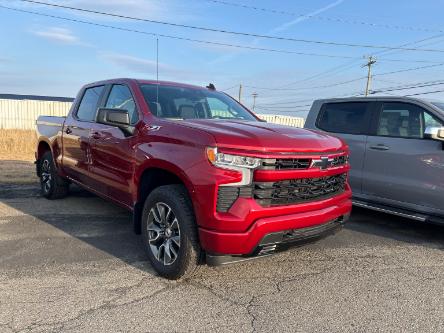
140, 84, 258, 121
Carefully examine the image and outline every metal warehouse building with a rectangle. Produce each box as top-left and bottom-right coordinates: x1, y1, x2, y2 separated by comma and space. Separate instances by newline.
0, 93, 304, 129
0, 94, 73, 130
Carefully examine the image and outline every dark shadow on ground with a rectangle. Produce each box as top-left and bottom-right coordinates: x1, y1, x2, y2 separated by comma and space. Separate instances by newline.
346, 207, 444, 249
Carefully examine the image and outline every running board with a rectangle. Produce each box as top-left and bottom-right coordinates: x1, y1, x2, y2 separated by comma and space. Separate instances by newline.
352, 200, 427, 222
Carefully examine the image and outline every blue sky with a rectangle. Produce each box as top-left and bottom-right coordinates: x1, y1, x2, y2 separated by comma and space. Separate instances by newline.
1, 0, 444, 117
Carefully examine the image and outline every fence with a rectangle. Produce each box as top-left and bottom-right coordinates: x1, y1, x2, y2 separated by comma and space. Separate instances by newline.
0, 99, 72, 130
0, 98, 305, 130
257, 114, 305, 128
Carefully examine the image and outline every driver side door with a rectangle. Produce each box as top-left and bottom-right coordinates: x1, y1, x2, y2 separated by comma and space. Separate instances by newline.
362, 101, 444, 216
89, 84, 139, 207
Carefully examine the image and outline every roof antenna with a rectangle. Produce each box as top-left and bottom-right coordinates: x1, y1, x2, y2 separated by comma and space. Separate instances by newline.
206, 83, 216, 90
156, 37, 159, 104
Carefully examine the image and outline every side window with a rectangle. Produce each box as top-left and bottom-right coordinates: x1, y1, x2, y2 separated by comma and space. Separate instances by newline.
317, 102, 370, 134
424, 112, 443, 128
76, 86, 104, 121
105, 85, 138, 124
377, 103, 423, 138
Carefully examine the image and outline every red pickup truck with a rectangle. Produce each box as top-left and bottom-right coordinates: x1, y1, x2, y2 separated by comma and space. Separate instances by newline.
36, 78, 351, 279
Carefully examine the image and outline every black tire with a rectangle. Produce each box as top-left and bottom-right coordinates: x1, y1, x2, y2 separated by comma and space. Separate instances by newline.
141, 184, 201, 280
39, 151, 69, 199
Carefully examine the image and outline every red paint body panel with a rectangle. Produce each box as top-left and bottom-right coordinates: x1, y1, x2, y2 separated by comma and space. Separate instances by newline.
36, 78, 352, 256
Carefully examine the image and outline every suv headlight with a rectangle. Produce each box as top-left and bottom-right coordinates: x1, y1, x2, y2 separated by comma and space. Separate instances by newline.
206, 147, 261, 186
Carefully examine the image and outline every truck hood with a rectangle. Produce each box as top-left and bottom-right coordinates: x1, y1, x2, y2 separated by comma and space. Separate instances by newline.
180, 119, 345, 153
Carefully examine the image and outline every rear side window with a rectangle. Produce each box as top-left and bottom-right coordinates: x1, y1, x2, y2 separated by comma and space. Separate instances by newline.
76, 86, 104, 121
317, 102, 370, 135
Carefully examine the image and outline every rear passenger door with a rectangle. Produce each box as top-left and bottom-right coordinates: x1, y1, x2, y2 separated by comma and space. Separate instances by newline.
316, 102, 373, 195
362, 102, 444, 214
62, 85, 105, 184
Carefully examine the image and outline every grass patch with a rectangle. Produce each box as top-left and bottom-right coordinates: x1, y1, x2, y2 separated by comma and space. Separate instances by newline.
0, 160, 37, 184
0, 129, 36, 161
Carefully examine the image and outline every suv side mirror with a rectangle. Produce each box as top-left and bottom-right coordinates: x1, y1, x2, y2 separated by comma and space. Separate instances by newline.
96, 108, 134, 135
424, 126, 444, 142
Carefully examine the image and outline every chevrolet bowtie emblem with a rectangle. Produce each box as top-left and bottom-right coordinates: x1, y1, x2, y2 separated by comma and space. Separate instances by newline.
311, 157, 334, 170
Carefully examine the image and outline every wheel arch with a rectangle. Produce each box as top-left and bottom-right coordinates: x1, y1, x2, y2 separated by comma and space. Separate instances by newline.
133, 160, 196, 234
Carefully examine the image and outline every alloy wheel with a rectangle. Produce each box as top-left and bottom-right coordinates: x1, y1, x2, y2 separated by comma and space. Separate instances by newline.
41, 159, 52, 193
147, 202, 181, 266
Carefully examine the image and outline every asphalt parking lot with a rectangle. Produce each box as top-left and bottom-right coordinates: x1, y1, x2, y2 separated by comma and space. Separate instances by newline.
0, 161, 443, 333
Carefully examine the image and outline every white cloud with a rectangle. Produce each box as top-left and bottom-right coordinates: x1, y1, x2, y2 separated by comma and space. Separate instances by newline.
99, 52, 215, 84
32, 27, 80, 44
101, 53, 170, 73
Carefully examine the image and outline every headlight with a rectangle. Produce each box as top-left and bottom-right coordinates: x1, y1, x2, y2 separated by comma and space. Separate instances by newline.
206, 147, 261, 186
206, 147, 261, 169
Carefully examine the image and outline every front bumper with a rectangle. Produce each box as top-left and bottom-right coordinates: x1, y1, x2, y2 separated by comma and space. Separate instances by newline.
206, 213, 348, 266
199, 194, 351, 259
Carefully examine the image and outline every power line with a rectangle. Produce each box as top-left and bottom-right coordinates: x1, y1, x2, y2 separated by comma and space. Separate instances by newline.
0, 5, 372, 59
374, 63, 444, 77
244, 76, 366, 91
204, 0, 444, 34
220, 84, 238, 91
371, 80, 444, 94
15, 0, 444, 53
405, 89, 444, 96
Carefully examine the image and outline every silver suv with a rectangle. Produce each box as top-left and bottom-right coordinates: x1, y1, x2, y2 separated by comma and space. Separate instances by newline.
305, 97, 444, 224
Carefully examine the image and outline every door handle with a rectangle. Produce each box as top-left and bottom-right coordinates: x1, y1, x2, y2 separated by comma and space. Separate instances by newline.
90, 131, 104, 139
369, 144, 390, 151
65, 127, 72, 134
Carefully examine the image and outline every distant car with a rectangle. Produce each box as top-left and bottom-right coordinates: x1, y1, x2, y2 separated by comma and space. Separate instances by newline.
305, 97, 444, 224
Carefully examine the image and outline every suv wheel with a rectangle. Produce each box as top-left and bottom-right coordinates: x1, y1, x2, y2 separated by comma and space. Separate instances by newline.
141, 185, 201, 279
39, 151, 69, 199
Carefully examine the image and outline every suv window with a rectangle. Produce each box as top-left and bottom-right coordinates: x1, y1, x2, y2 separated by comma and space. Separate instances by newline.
317, 102, 370, 134
377, 102, 436, 139
76, 86, 104, 122
424, 112, 443, 128
105, 85, 138, 124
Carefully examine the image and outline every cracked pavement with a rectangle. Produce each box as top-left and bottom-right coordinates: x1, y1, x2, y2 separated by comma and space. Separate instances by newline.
0, 161, 443, 332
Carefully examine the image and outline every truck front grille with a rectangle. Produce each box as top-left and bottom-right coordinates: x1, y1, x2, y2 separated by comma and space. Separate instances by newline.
216, 186, 253, 212
260, 155, 347, 170
253, 173, 347, 207
261, 158, 311, 170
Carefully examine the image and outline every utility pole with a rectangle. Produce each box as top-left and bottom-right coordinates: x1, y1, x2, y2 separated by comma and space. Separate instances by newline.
238, 84, 242, 102
252, 92, 258, 111
363, 56, 376, 96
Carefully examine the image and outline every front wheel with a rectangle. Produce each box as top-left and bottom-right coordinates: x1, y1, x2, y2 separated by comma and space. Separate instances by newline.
141, 185, 201, 279
39, 151, 69, 199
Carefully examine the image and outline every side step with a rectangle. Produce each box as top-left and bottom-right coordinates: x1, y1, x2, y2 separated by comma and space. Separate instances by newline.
352, 200, 427, 222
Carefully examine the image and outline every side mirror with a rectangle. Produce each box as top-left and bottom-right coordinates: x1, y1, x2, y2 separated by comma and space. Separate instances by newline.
424, 126, 444, 142
96, 108, 134, 135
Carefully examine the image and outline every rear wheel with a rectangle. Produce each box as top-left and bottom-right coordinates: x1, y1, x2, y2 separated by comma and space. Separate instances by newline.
39, 151, 69, 199
141, 185, 201, 279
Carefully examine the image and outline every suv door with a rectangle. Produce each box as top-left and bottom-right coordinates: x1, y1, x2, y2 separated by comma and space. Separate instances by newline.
62, 85, 105, 184
315, 102, 374, 195
89, 84, 139, 207
362, 101, 444, 216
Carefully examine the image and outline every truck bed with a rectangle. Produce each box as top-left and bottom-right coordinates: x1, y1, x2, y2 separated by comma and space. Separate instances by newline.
36, 116, 65, 140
